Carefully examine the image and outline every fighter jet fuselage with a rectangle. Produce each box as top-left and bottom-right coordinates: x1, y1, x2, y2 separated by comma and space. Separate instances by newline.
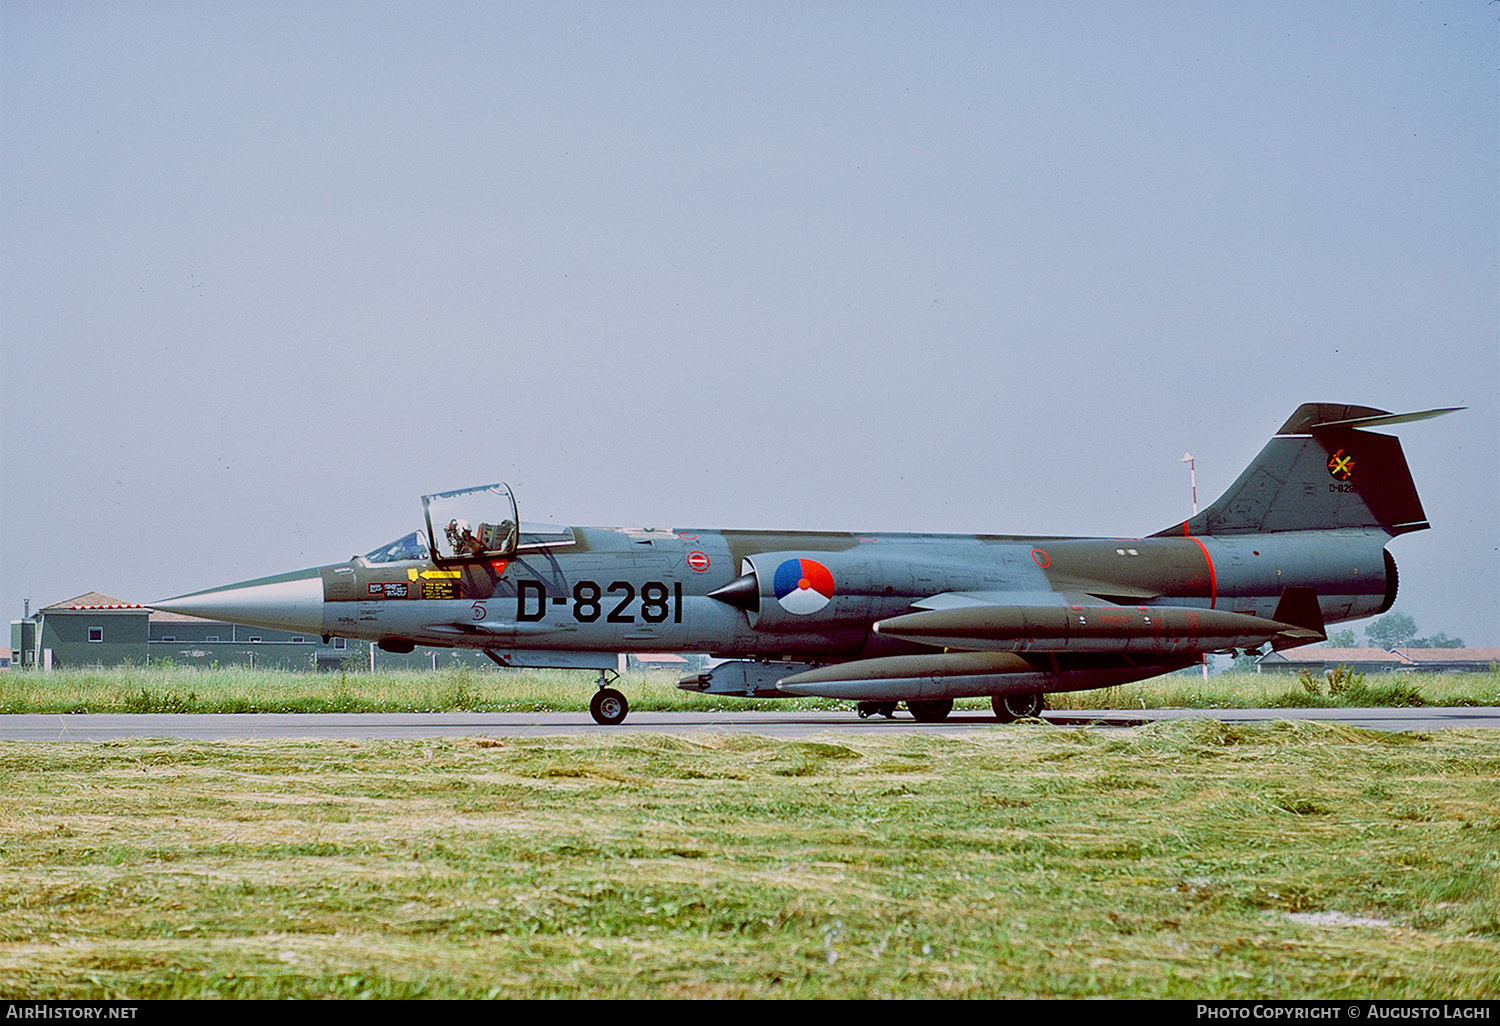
152, 403, 1457, 724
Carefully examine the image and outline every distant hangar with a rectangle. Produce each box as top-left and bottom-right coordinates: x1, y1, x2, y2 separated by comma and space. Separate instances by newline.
9, 592, 488, 671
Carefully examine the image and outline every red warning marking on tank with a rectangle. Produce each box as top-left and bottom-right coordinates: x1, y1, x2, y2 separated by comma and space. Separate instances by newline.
686, 551, 711, 572
1031, 548, 1051, 568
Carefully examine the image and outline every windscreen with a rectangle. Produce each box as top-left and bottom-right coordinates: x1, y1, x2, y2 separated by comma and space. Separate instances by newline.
364, 531, 431, 564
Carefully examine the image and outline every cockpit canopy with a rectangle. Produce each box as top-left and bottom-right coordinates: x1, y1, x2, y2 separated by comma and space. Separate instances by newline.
423, 483, 519, 563
363, 483, 575, 567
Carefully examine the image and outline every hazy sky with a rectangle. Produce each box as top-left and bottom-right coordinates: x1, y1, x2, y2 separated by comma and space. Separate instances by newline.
4, 3, 1496, 647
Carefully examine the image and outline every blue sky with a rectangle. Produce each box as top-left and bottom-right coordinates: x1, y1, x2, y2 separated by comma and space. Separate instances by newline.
4, 3, 1496, 645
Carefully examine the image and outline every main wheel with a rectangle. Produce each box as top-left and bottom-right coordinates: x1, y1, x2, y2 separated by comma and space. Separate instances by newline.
906, 698, 954, 722
991, 692, 1044, 723
590, 687, 629, 725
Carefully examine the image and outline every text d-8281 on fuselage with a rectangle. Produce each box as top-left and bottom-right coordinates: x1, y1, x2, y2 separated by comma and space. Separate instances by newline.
511, 579, 685, 624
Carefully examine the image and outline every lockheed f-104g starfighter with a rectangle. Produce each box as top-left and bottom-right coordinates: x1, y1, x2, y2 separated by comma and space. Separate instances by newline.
152, 403, 1458, 724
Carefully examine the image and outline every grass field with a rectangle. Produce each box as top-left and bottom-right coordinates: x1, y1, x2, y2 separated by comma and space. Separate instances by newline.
1, 664, 1496, 715
2, 719, 1498, 998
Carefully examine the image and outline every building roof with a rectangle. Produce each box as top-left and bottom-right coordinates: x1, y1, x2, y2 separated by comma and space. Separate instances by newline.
1259, 647, 1414, 665
147, 609, 227, 624
43, 592, 145, 611
35, 592, 256, 626
1395, 648, 1500, 664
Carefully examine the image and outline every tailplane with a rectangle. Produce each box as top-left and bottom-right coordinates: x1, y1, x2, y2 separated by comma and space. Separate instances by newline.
1153, 404, 1460, 538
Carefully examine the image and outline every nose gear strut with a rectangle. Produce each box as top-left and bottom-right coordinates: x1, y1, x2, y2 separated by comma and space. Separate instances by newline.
590, 668, 628, 725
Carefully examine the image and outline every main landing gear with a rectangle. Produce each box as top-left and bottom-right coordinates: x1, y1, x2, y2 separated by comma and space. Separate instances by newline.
590, 670, 629, 726
857, 699, 957, 722
906, 698, 954, 722
857, 700, 956, 722
857, 693, 1046, 724
857, 699, 951, 722
991, 692, 1044, 723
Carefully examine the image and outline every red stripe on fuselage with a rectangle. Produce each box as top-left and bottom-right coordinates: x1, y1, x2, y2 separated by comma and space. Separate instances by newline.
1185, 535, 1217, 609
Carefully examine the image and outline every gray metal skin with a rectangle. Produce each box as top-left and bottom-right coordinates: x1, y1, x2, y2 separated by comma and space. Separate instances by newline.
152, 403, 1456, 724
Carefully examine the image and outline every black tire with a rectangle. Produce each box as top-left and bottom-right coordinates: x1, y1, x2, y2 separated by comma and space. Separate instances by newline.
991, 692, 1043, 723
590, 688, 629, 725
906, 698, 954, 722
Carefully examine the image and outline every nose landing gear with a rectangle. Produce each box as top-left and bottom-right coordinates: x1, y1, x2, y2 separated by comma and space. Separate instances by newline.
590, 670, 629, 725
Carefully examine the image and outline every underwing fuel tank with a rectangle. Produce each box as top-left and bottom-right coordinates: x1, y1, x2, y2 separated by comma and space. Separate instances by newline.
873, 604, 1316, 653
774, 651, 1196, 701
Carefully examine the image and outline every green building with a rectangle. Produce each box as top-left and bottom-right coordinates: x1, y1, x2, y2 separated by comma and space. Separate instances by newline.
10, 592, 496, 672
10, 592, 332, 670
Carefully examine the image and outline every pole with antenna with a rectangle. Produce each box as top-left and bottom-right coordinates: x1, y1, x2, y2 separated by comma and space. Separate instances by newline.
1181, 453, 1208, 680
1180, 452, 1198, 516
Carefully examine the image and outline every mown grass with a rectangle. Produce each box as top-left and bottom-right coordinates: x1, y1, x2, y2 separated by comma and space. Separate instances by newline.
2, 665, 1495, 716
1044, 669, 1498, 712
0, 721, 1496, 998
0, 665, 847, 715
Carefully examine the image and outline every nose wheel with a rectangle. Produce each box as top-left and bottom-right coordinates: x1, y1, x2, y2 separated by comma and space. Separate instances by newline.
590, 671, 629, 725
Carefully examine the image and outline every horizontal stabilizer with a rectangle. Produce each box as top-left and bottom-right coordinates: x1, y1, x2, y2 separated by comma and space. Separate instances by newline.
1296, 406, 1464, 432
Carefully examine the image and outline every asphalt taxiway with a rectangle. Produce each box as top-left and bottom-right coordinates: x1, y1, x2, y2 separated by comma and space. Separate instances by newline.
1, 706, 1495, 742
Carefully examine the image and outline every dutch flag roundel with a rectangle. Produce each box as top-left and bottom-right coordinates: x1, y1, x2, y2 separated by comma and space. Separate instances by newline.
772, 558, 836, 615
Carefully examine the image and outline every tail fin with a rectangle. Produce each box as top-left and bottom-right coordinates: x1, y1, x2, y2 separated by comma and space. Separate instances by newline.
1153, 404, 1460, 538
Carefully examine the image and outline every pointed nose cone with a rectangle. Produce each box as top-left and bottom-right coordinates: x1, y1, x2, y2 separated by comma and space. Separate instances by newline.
152, 569, 326, 635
